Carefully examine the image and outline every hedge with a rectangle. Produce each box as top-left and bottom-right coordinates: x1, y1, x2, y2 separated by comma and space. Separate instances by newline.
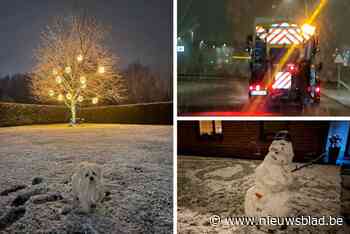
0, 102, 172, 127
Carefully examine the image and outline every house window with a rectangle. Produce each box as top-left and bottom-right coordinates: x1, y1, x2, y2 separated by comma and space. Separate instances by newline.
199, 121, 223, 139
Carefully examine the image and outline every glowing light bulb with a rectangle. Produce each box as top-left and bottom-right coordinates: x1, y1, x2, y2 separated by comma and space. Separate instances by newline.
98, 66, 105, 74
58, 94, 63, 101
56, 76, 62, 84
77, 54, 83, 62
78, 96, 84, 102
80, 76, 86, 84
52, 69, 58, 75
81, 83, 87, 89
49, 90, 54, 97
66, 93, 72, 100
92, 97, 99, 104
65, 66, 72, 74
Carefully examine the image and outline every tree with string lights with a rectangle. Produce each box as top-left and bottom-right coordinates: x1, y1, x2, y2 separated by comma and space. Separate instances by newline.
31, 15, 125, 125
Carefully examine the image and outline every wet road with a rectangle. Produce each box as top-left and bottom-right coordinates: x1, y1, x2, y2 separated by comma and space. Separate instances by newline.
178, 78, 350, 116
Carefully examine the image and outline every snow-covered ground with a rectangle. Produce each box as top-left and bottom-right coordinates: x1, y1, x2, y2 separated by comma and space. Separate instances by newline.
178, 156, 348, 234
0, 124, 173, 233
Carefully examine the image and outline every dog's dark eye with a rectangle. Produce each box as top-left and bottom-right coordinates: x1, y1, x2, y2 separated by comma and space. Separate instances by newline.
85, 174, 89, 177
92, 172, 96, 176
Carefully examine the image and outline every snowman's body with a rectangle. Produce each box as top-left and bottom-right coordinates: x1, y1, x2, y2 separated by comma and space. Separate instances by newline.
245, 139, 294, 221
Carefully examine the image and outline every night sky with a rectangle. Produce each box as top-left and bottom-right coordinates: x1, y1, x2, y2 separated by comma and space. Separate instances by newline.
178, 0, 350, 48
0, 0, 172, 77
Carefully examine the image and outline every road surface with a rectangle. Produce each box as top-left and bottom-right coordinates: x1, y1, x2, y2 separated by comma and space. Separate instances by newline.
178, 78, 350, 116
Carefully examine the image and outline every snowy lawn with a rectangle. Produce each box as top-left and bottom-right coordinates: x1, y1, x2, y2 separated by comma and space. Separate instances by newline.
178, 156, 347, 234
0, 124, 172, 234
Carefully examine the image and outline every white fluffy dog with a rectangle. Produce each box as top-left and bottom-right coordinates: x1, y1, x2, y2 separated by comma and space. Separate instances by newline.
72, 162, 105, 213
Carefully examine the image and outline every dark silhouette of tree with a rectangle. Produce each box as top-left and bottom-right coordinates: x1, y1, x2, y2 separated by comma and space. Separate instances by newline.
123, 63, 172, 104
0, 74, 33, 103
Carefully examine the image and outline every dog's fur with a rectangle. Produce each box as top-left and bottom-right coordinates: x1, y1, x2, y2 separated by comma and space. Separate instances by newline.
71, 162, 105, 213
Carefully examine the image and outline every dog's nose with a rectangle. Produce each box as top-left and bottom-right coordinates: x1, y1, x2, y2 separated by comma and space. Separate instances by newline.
90, 176, 94, 181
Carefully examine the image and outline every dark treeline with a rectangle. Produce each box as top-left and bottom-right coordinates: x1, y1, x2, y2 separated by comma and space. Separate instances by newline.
0, 63, 172, 105
0, 74, 34, 103
123, 63, 172, 104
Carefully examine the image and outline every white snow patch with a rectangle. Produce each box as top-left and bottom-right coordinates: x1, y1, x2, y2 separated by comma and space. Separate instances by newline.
206, 165, 243, 179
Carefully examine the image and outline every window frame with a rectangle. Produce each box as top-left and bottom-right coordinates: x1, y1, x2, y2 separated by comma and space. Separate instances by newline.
197, 121, 223, 141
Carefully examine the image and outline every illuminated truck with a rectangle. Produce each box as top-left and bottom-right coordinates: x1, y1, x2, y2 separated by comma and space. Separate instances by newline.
247, 17, 322, 106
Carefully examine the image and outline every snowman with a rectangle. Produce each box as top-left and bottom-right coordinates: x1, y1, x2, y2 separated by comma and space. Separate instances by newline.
244, 131, 294, 230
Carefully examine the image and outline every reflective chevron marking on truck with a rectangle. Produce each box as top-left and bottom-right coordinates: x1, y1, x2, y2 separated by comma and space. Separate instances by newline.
256, 26, 267, 39
272, 72, 292, 89
256, 22, 314, 45
267, 28, 304, 45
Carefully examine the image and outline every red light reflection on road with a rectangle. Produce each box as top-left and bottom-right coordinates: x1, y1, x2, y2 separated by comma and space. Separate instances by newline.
181, 111, 277, 116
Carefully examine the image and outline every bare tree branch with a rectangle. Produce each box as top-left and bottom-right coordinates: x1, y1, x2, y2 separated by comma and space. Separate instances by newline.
30, 15, 126, 108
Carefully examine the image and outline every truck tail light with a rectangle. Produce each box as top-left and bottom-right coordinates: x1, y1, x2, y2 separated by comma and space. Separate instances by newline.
250, 84, 264, 91
287, 63, 298, 74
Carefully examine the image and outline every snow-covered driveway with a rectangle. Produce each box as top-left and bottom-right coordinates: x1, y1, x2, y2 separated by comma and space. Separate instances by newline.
0, 124, 173, 233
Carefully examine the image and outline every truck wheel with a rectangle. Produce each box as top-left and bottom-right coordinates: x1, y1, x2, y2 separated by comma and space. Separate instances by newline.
313, 98, 320, 105
248, 92, 252, 100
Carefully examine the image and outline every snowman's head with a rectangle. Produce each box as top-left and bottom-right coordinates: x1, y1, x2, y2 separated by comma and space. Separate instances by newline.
265, 139, 294, 165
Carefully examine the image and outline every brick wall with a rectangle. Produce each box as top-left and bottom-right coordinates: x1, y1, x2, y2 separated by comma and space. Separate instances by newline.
178, 121, 329, 162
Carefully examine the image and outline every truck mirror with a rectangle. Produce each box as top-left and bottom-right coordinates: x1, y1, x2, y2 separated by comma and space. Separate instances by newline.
312, 47, 320, 55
